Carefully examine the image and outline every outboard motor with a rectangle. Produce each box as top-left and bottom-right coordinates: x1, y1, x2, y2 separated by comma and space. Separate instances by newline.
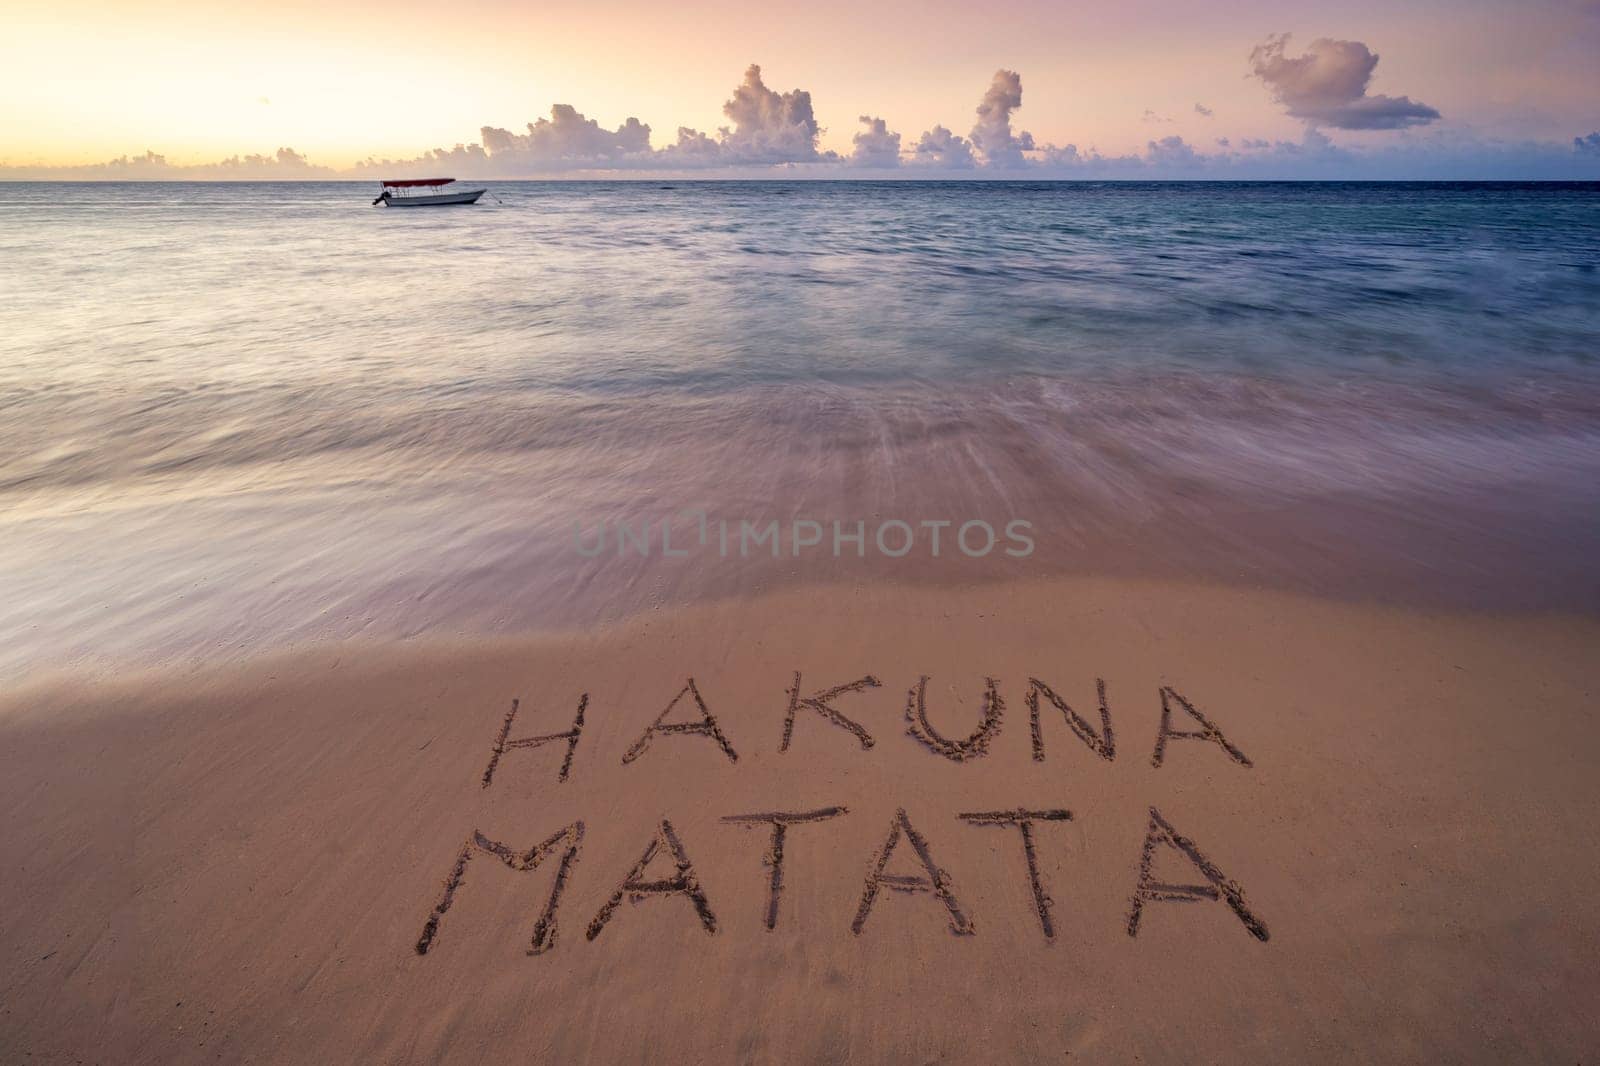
372, 189, 391, 206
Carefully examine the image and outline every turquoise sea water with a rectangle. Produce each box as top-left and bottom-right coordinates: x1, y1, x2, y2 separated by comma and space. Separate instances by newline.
2, 181, 1598, 677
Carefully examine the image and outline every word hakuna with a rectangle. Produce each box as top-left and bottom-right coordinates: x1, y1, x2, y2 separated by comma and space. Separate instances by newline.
416, 674, 1269, 956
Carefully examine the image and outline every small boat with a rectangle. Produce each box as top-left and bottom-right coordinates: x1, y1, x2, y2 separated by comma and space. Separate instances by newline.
372, 178, 486, 207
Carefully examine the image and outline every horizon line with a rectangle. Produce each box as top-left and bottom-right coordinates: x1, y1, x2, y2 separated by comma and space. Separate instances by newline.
5, 176, 1599, 184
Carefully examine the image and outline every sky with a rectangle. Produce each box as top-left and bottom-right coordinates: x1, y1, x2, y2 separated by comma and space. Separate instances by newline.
2, 0, 1598, 178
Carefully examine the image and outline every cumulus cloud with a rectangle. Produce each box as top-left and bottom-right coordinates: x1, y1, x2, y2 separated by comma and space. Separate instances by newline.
714, 64, 825, 163
1577, 132, 1600, 155
352, 64, 833, 175
911, 124, 975, 168
350, 142, 490, 177
911, 70, 1037, 169
659, 126, 722, 164
1238, 126, 1346, 161
1146, 135, 1199, 165
478, 105, 651, 168
650, 64, 832, 167
1250, 34, 1440, 130
969, 70, 1035, 168
1194, 103, 1214, 117
850, 115, 901, 167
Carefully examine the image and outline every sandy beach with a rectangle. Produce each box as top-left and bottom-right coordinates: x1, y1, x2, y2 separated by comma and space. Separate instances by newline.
4, 575, 1596, 1062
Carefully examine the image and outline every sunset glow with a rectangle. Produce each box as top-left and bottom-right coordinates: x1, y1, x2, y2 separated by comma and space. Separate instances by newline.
5, 0, 1598, 177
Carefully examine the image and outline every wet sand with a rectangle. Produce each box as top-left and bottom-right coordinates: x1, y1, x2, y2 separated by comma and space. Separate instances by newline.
7, 370, 1600, 683
2, 575, 1597, 1062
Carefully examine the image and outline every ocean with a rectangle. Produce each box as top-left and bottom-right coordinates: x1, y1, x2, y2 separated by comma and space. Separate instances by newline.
2, 180, 1598, 679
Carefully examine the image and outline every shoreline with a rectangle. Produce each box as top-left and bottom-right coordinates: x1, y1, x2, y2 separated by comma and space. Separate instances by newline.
4, 562, 1595, 699
4, 574, 1597, 1061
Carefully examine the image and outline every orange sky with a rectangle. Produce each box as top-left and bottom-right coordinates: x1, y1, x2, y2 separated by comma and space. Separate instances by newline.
3, 0, 1596, 167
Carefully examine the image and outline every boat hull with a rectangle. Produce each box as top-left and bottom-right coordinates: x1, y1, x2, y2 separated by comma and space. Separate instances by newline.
380, 188, 486, 207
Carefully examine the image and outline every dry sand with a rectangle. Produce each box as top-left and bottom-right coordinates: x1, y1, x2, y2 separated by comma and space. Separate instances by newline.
2, 576, 1597, 1063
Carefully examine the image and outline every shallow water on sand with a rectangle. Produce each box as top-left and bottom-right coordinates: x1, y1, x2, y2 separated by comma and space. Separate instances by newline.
2, 180, 1598, 678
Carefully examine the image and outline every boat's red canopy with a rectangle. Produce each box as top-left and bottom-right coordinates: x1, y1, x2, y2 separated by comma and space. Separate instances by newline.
381, 178, 455, 188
